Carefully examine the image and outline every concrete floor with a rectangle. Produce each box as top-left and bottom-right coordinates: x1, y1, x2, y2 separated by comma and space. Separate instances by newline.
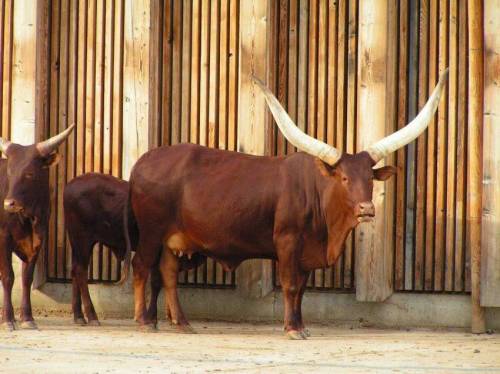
0, 318, 499, 373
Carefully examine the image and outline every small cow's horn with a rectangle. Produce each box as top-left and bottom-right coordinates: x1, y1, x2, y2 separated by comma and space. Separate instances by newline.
36, 124, 76, 156
364, 68, 449, 163
0, 138, 12, 154
254, 77, 342, 166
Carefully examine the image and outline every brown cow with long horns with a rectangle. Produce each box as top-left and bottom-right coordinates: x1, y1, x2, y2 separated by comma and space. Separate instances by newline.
125, 70, 448, 339
0, 125, 75, 331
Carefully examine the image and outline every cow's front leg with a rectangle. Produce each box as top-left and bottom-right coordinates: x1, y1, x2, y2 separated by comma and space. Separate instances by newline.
276, 233, 306, 340
160, 248, 195, 334
0, 247, 15, 331
294, 270, 310, 337
19, 252, 39, 329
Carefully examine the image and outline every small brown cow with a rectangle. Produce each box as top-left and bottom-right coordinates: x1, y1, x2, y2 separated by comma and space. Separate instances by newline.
64, 173, 203, 329
126, 71, 448, 339
0, 125, 74, 331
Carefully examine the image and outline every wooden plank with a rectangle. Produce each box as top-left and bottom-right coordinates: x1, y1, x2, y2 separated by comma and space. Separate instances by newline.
481, 0, 500, 308
227, 0, 238, 151
296, 0, 308, 137
218, 0, 229, 149
287, 0, 298, 132
394, 0, 408, 291
1, 0, 13, 139
122, 0, 149, 179
468, 0, 485, 333
208, 0, 219, 148
454, 0, 466, 292
94, 0, 105, 173
161, 0, 172, 146
326, 0, 337, 148
445, 0, 457, 292
85, 0, 96, 173
414, 0, 429, 291
198, 0, 209, 146
148, 0, 162, 149
306, 0, 317, 138
76, 0, 87, 177
316, 0, 327, 143
181, 0, 192, 144
190, 0, 201, 144
276, 0, 288, 156
433, 0, 448, 291
33, 0, 51, 287
171, 0, 182, 145
355, 0, 392, 302
103, 0, 114, 175
424, 0, 437, 291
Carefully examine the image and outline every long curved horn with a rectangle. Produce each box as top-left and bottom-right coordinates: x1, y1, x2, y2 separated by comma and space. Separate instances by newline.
254, 77, 341, 165
365, 68, 449, 163
36, 124, 76, 156
0, 138, 12, 154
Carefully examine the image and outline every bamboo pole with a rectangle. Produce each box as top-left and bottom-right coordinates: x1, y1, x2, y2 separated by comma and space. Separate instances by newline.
468, 0, 486, 334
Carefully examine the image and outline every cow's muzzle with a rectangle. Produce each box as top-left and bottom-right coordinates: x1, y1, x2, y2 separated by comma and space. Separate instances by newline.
355, 201, 375, 223
4, 199, 23, 213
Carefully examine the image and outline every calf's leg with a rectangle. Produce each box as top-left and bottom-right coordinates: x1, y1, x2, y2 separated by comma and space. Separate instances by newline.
0, 246, 15, 331
19, 252, 39, 329
160, 248, 194, 333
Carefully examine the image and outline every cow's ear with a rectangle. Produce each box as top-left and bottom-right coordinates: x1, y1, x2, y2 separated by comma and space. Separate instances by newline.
42, 151, 61, 168
373, 165, 397, 181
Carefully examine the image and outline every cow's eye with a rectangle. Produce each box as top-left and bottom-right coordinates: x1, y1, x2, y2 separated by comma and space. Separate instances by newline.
342, 177, 348, 183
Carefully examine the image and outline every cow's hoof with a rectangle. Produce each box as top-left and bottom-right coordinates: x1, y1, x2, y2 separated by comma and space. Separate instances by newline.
2, 322, 16, 332
303, 328, 311, 337
87, 320, 101, 327
175, 324, 196, 334
74, 318, 87, 326
286, 330, 307, 340
139, 323, 157, 333
19, 321, 38, 330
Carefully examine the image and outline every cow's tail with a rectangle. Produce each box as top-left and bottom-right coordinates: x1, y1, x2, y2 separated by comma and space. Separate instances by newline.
115, 187, 134, 285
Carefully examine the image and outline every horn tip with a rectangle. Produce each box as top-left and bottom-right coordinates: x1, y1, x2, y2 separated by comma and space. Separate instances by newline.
440, 68, 450, 83
252, 76, 266, 90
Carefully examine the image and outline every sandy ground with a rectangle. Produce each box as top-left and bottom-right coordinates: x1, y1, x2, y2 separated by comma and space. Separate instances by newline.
0, 318, 499, 373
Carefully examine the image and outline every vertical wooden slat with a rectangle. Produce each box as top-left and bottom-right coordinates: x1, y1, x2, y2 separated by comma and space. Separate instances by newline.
181, 0, 191, 143
414, 0, 429, 291
1, 0, 13, 140
227, 0, 238, 151
276, 0, 288, 156
445, 0, 458, 292
467, 0, 485, 334
287, 0, 298, 133
85, 0, 96, 174
394, 0, 408, 291
296, 0, 308, 137
190, 0, 201, 144
148, 0, 162, 149
316, 0, 327, 143
76, 0, 87, 177
198, 0, 209, 147
218, 0, 228, 149
171, 0, 182, 145
208, 0, 219, 148
326, 0, 337, 151
306, 0, 317, 138
161, 0, 172, 146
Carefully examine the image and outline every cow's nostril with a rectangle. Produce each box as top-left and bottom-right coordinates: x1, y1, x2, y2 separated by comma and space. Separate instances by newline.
3, 199, 21, 213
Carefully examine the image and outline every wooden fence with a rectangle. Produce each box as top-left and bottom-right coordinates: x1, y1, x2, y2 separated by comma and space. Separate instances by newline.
0, 0, 13, 141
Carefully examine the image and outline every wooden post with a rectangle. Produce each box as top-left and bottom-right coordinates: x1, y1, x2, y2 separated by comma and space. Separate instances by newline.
123, 0, 150, 179
468, 0, 486, 333
237, 0, 272, 297
148, 0, 163, 149
33, 0, 51, 289
481, 0, 500, 308
355, 0, 394, 302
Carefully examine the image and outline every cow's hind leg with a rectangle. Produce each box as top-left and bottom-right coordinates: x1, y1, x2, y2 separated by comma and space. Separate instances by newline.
132, 252, 157, 331
146, 263, 163, 327
160, 248, 195, 334
0, 244, 15, 331
294, 271, 310, 337
71, 240, 99, 326
276, 234, 307, 340
19, 252, 39, 329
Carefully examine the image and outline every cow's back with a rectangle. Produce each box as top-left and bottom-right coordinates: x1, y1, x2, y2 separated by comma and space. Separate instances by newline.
64, 173, 130, 254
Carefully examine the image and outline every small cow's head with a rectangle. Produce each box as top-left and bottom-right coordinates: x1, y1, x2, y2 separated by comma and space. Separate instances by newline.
255, 68, 448, 226
1, 125, 75, 217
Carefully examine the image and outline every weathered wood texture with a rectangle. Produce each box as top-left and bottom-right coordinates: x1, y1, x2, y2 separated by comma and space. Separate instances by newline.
0, 0, 14, 142
149, 0, 240, 288
270, 0, 358, 292
481, 0, 500, 308
392, 0, 471, 294
44, 0, 125, 283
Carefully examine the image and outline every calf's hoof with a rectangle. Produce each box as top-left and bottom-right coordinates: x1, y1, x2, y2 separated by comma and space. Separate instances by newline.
19, 320, 38, 330
138, 323, 157, 333
175, 324, 196, 334
74, 317, 87, 326
286, 330, 307, 340
87, 320, 101, 327
2, 321, 16, 332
